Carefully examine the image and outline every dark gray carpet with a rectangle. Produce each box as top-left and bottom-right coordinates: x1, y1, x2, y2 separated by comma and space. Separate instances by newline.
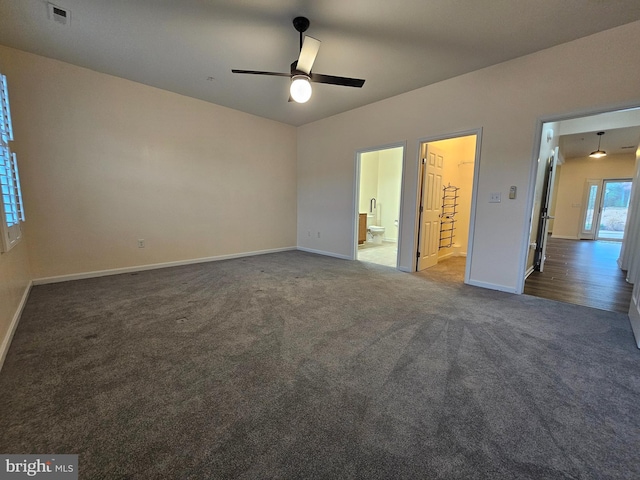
1, 251, 639, 479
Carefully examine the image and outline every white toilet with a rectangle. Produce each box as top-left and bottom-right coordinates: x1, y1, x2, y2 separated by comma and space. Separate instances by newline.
366, 213, 385, 244
368, 225, 385, 244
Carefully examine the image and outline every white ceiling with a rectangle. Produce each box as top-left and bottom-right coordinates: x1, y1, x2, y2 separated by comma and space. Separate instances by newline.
2, 1, 640, 126
557, 108, 640, 159
560, 127, 640, 159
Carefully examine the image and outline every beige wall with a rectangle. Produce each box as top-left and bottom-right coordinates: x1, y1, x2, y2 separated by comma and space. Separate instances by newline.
552, 154, 636, 239
376, 148, 403, 242
359, 151, 379, 214
0, 46, 297, 280
297, 21, 640, 292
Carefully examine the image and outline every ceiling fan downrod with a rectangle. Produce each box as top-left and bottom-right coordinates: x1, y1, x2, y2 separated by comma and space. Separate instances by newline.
293, 16, 310, 51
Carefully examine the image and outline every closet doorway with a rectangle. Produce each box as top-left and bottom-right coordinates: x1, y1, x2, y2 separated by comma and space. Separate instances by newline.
415, 132, 480, 284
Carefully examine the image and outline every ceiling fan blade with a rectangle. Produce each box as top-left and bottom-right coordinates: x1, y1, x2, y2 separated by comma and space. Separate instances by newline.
310, 73, 365, 88
231, 69, 291, 77
296, 36, 321, 75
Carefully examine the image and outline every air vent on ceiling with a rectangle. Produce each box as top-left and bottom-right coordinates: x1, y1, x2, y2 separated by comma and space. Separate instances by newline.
47, 3, 70, 26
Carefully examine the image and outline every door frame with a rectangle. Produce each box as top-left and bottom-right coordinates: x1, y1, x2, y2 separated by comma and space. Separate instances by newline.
533, 146, 559, 272
412, 128, 483, 284
352, 141, 407, 267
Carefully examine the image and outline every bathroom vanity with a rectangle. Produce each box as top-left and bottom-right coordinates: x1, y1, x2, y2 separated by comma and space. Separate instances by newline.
358, 213, 367, 244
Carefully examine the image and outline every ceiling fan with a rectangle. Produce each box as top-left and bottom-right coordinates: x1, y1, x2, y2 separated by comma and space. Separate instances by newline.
232, 16, 365, 103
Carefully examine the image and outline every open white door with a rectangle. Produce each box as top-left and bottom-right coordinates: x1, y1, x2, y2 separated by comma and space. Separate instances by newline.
536, 147, 558, 272
417, 145, 444, 271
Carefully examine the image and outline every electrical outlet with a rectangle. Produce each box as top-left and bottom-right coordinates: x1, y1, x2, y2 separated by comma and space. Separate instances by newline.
138, 239, 145, 248
489, 193, 501, 203
317, 231, 321, 238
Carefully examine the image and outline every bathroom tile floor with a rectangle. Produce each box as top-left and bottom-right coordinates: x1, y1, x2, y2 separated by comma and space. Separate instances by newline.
357, 241, 398, 268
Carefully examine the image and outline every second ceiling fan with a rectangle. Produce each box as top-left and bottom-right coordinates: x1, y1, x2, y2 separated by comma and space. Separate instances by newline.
232, 16, 365, 103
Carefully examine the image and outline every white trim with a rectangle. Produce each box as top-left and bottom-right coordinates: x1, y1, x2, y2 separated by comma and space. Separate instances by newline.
438, 251, 455, 261
352, 150, 362, 261
467, 279, 518, 294
465, 129, 482, 285
525, 265, 535, 278
0, 280, 32, 372
297, 246, 351, 260
33, 247, 296, 285
628, 284, 640, 349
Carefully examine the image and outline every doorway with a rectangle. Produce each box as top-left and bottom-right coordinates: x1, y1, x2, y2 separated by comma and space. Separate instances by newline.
524, 107, 640, 311
415, 133, 479, 283
580, 178, 633, 241
355, 145, 404, 268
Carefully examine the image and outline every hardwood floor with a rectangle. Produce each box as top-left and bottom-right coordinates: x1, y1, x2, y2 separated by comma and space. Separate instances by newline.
524, 237, 633, 313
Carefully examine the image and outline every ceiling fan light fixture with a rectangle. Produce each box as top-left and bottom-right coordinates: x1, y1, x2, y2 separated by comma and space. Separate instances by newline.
290, 75, 312, 103
589, 131, 607, 158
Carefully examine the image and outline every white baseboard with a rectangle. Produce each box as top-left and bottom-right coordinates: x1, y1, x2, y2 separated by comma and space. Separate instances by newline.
33, 247, 297, 285
551, 235, 579, 240
0, 280, 32, 372
296, 247, 351, 260
467, 279, 517, 294
525, 265, 535, 278
438, 249, 467, 262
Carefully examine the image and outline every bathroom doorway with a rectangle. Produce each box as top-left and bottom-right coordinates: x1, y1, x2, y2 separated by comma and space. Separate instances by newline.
415, 133, 479, 284
354, 144, 404, 268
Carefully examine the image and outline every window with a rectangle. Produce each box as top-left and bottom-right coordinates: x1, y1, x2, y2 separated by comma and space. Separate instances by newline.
0, 73, 24, 252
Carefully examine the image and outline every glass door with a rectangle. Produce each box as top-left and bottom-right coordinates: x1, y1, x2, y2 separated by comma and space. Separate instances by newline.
580, 180, 601, 240
596, 179, 633, 241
